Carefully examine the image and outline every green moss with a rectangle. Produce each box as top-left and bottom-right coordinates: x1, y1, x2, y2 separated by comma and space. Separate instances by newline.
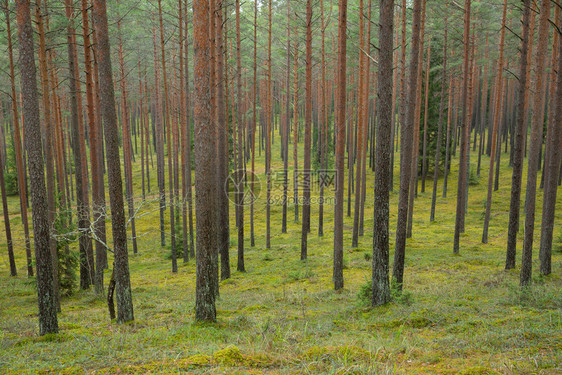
459, 366, 499, 375
182, 354, 211, 366
214, 345, 245, 366
1, 121, 561, 374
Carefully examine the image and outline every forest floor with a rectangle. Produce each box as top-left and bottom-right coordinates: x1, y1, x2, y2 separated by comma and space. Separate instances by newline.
0, 139, 561, 374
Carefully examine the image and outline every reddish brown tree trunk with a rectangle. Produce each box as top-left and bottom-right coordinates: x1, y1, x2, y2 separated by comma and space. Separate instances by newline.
393, 0, 423, 289
481, 0, 507, 242
300, 0, 312, 259
66, 0, 94, 288
5, 0, 33, 277
34, 0, 58, 305
194, 0, 217, 322
453, 0, 472, 254
0, 137, 16, 276
505, 0, 531, 268
352, 0, 366, 248
333, 0, 347, 290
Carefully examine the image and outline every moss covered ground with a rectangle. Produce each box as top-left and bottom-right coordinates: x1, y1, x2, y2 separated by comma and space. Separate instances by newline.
0, 137, 560, 374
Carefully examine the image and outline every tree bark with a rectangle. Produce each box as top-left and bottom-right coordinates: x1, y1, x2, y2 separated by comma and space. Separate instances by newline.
392, 0, 422, 290
5, 0, 33, 277
452, 0, 472, 254
66, 0, 94, 289
333, 0, 347, 290
93, 0, 134, 323
15, 0, 58, 334
300, 0, 312, 260
505, 0, 531, 269
520, 0, 551, 285
430, 2, 448, 222
538, 6, 561, 276
194, 0, 217, 322
352, 0, 366, 248
34, 0, 58, 305
0, 137, 16, 276
372, 0, 394, 306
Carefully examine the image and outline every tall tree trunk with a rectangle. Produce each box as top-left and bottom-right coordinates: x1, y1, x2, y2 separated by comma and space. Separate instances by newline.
233, 0, 243, 275
184, 0, 195, 260
429, 7, 452, 222
158, 0, 177, 273
443, 77, 457, 198
505, 0, 531, 268
5, 0, 33, 277
92, 0, 134, 323
15, 0, 58, 334
317, 0, 326, 237
430, 2, 448, 222
300, 0, 312, 260
452, 0, 472, 254
352, 0, 366, 248
116, 0, 138, 256
153, 24, 166, 249
292, 37, 300, 225
34, 0, 58, 306
333, 0, 347, 290
66, 0, 94, 288
194, 0, 217, 322
481, 0, 506, 241
82, 0, 104, 293
538, 6, 560, 276
266, 0, 273, 250
250, 0, 258, 247
477, 36, 490, 177
178, 0, 188, 262
0, 138, 16, 276
216, 0, 230, 278
406, 6, 427, 239
392, 0, 422, 290
91, 27, 109, 272
359, 0, 372, 237
522, 0, 553, 281
421, 42, 431, 193
372, 0, 393, 306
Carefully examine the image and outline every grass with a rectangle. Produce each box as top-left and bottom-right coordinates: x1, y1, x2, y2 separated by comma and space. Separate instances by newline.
0, 133, 561, 374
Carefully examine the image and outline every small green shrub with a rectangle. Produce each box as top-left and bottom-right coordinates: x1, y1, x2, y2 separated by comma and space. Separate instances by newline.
287, 269, 315, 281
358, 279, 412, 306
4, 139, 18, 196
469, 165, 480, 186
357, 280, 371, 306
54, 209, 78, 296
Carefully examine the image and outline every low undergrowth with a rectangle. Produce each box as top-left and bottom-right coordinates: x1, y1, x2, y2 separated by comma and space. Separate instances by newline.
0, 142, 560, 374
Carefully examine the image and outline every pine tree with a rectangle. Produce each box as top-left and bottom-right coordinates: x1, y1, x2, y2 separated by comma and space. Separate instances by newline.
15, 0, 58, 334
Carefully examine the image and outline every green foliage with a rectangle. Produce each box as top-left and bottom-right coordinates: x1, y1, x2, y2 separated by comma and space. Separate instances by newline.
418, 38, 449, 179
3, 136, 18, 196
358, 279, 412, 307
469, 165, 480, 186
312, 114, 335, 171
54, 209, 78, 297
357, 279, 372, 306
